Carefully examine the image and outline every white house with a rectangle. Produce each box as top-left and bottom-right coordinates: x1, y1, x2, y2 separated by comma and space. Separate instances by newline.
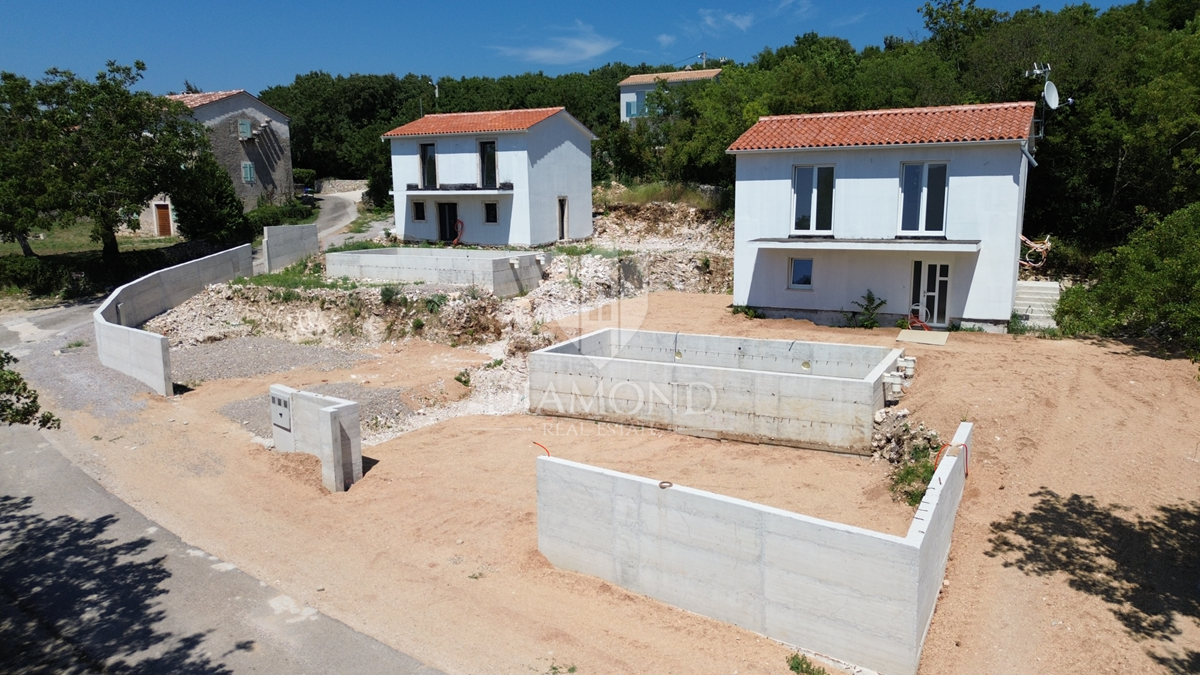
618, 68, 721, 123
383, 107, 596, 247
728, 102, 1037, 331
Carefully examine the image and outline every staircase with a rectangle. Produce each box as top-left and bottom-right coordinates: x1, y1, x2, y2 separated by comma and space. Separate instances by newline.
1014, 280, 1061, 329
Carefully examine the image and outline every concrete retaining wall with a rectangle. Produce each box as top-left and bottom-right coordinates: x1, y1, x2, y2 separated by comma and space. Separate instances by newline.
528, 329, 904, 453
262, 224, 318, 273
93, 245, 252, 396
325, 248, 549, 298
537, 422, 972, 675
269, 384, 362, 492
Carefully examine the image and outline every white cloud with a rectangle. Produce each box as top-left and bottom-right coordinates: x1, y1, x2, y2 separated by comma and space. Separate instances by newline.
694, 8, 755, 33
725, 12, 754, 30
494, 21, 620, 65
830, 11, 868, 27
657, 33, 677, 48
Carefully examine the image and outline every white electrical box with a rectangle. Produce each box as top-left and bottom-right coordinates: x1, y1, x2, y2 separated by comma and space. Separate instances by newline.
271, 392, 291, 431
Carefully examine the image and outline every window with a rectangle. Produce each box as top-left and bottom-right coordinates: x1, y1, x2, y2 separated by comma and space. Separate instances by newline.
625, 92, 647, 118
419, 143, 437, 189
413, 201, 427, 222
900, 163, 948, 233
788, 258, 814, 289
792, 166, 834, 233
241, 161, 255, 184
237, 119, 252, 139
479, 141, 497, 188
483, 202, 498, 224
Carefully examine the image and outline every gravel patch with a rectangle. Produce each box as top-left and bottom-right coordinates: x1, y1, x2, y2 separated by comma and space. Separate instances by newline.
9, 323, 148, 421
218, 382, 412, 443
170, 336, 367, 383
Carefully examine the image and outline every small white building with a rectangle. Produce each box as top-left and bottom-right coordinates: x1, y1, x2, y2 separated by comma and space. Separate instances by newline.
383, 107, 596, 247
728, 102, 1037, 331
618, 68, 721, 123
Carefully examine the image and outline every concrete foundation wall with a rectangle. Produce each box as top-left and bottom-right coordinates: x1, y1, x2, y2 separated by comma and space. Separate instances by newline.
529, 329, 903, 452
325, 248, 549, 298
536, 422, 971, 675
262, 224, 318, 273
270, 384, 362, 492
93, 245, 252, 396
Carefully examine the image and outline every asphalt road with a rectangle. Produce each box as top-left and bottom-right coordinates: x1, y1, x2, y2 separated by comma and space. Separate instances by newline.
313, 191, 364, 245
0, 301, 99, 351
0, 423, 445, 675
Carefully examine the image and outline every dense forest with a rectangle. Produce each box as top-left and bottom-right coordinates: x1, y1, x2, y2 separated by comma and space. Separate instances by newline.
259, 0, 1199, 255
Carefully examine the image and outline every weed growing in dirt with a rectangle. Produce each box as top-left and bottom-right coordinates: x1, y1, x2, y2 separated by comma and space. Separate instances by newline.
380, 285, 399, 305
411, 317, 424, 331
484, 359, 503, 369
232, 259, 357, 291
424, 294, 447, 313
541, 660, 577, 675
949, 321, 984, 332
895, 316, 911, 329
891, 442, 937, 506
787, 653, 829, 674
1007, 311, 1031, 335
65, 340, 86, 348
325, 240, 390, 253
850, 290, 886, 329
731, 305, 761, 319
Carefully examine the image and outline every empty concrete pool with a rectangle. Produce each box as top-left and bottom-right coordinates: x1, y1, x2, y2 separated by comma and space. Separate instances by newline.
324, 248, 550, 297
528, 328, 908, 452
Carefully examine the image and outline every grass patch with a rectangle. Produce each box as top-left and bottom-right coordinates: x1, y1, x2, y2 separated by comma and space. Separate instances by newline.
65, 340, 86, 349
0, 220, 181, 257
787, 653, 829, 674
325, 240, 391, 253
599, 181, 720, 210
554, 243, 634, 258
230, 258, 357, 291
454, 369, 471, 387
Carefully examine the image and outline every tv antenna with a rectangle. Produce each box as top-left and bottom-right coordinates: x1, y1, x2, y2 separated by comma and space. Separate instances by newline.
1025, 62, 1072, 139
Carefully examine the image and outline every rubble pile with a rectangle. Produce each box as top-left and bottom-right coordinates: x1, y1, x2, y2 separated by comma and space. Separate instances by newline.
870, 407, 942, 465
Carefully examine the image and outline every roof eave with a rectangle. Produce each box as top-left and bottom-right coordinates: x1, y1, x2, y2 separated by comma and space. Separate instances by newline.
726, 137, 1029, 155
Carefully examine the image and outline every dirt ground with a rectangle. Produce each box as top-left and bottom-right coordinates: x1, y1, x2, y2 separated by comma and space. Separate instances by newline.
44, 292, 1200, 675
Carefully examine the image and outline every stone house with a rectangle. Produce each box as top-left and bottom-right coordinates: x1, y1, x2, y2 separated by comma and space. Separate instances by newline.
136, 90, 293, 237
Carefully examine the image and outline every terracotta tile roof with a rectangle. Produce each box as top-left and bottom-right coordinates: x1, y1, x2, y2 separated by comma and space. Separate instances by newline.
166, 90, 245, 109
383, 107, 568, 137
618, 68, 722, 87
727, 102, 1036, 152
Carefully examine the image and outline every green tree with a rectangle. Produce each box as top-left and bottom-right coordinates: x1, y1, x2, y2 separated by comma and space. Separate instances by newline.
0, 350, 61, 429
0, 72, 73, 257
170, 146, 253, 245
58, 61, 206, 264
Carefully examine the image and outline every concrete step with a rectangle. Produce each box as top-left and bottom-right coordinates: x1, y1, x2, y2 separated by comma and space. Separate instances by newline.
1014, 280, 1061, 329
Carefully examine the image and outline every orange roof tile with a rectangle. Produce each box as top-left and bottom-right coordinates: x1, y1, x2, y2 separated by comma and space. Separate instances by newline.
618, 68, 723, 87
166, 90, 245, 109
727, 102, 1036, 152
383, 107, 569, 137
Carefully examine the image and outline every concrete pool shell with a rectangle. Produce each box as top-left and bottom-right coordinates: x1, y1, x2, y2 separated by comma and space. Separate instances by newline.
528, 328, 907, 453
324, 247, 550, 298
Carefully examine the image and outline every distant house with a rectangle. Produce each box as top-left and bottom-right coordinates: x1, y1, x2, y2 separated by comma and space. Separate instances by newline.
383, 107, 596, 246
618, 68, 721, 123
727, 102, 1037, 331
137, 90, 293, 237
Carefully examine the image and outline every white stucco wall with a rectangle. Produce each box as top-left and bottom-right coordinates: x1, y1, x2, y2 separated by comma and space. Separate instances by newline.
618, 84, 655, 122
732, 142, 1028, 324
526, 113, 594, 244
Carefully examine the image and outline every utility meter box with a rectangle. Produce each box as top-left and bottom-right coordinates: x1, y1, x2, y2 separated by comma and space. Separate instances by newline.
271, 390, 292, 432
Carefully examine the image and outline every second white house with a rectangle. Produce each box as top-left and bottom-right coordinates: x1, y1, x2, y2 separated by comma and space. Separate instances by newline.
727, 102, 1037, 330
383, 107, 596, 247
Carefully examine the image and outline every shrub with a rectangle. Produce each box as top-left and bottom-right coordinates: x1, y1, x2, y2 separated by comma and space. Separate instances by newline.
424, 293, 447, 314
171, 149, 254, 245
380, 285, 399, 305
786, 653, 829, 675
411, 317, 424, 331
731, 304, 761, 319
293, 168, 316, 188
851, 290, 887, 329
1055, 203, 1200, 355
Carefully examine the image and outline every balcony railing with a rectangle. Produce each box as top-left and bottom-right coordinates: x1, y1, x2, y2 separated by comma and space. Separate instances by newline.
406, 182, 513, 191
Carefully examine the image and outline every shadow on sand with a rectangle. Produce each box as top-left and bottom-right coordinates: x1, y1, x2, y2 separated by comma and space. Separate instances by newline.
987, 489, 1200, 673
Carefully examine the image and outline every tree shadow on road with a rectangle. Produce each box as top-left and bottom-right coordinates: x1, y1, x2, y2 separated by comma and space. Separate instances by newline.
987, 489, 1200, 673
0, 495, 231, 675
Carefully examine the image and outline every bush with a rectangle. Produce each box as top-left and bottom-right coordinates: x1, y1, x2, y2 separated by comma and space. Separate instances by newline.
293, 168, 316, 188
380, 284, 399, 305
246, 200, 316, 233
171, 149, 253, 245
1055, 203, 1200, 355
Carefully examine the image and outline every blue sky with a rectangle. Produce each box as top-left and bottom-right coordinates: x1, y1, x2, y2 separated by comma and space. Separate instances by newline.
1, 0, 1123, 95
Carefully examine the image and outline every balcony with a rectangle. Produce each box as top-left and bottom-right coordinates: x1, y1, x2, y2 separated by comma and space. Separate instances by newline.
405, 181, 513, 196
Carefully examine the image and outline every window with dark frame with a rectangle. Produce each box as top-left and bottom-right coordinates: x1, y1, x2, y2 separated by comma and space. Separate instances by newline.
413, 201, 427, 222
419, 143, 437, 189
479, 141, 497, 188
900, 163, 948, 233
789, 258, 814, 288
484, 202, 498, 223
792, 166, 834, 233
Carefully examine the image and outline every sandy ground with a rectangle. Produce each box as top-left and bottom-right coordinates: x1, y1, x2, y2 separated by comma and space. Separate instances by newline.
35, 292, 1200, 675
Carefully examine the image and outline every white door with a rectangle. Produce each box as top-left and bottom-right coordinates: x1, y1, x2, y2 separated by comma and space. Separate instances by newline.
910, 260, 950, 327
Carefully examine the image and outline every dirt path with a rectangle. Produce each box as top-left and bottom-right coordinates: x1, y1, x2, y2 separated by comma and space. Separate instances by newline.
41, 292, 1200, 674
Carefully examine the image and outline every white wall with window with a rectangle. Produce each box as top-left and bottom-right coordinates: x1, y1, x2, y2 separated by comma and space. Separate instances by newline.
731, 141, 1029, 327
619, 85, 654, 122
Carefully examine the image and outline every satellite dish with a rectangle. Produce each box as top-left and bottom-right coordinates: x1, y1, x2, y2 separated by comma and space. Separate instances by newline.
1044, 80, 1060, 110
